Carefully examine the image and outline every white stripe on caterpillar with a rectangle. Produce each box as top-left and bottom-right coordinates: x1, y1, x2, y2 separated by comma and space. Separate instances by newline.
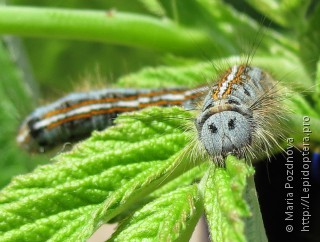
17, 87, 206, 151
217, 65, 239, 98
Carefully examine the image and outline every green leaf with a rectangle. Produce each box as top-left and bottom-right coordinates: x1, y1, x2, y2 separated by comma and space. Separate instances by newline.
109, 184, 203, 241
243, 173, 268, 242
284, 88, 320, 144
0, 38, 42, 188
118, 55, 312, 90
285, 92, 319, 118
149, 163, 208, 199
195, 0, 297, 54
314, 58, 320, 112
117, 61, 218, 88
0, 107, 203, 241
201, 156, 254, 242
245, 0, 309, 29
138, 0, 166, 16
299, 2, 320, 79
110, 163, 208, 223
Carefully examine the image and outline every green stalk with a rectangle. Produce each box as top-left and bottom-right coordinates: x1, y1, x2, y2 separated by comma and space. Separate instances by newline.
244, 172, 268, 242
0, 6, 211, 54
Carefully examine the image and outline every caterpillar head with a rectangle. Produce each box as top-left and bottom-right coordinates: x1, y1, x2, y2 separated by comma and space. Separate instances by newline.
195, 96, 254, 159
195, 65, 283, 163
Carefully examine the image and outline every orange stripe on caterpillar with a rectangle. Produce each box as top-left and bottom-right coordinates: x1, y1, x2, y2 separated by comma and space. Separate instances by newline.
43, 89, 187, 119
47, 100, 185, 129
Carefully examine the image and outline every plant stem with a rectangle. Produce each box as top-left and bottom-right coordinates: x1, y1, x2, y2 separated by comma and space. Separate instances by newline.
0, 6, 211, 54
244, 172, 268, 242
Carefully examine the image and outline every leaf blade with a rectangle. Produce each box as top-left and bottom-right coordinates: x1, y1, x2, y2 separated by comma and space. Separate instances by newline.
202, 156, 253, 242
0, 107, 201, 241
109, 184, 203, 242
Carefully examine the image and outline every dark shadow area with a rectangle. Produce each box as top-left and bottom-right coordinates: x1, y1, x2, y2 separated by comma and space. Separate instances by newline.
254, 149, 320, 242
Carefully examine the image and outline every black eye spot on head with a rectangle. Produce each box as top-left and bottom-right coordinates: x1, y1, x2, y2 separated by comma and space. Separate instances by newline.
209, 123, 218, 134
227, 99, 240, 105
243, 87, 251, 96
228, 118, 236, 130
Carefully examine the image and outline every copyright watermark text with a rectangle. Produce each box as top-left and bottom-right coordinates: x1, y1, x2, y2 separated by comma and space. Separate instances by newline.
284, 116, 311, 233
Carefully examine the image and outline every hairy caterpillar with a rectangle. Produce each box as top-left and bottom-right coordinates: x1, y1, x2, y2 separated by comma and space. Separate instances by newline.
17, 86, 208, 151
17, 62, 285, 164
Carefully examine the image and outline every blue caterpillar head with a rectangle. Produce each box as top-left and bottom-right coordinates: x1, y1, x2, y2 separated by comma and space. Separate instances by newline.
195, 65, 278, 160
195, 94, 254, 158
